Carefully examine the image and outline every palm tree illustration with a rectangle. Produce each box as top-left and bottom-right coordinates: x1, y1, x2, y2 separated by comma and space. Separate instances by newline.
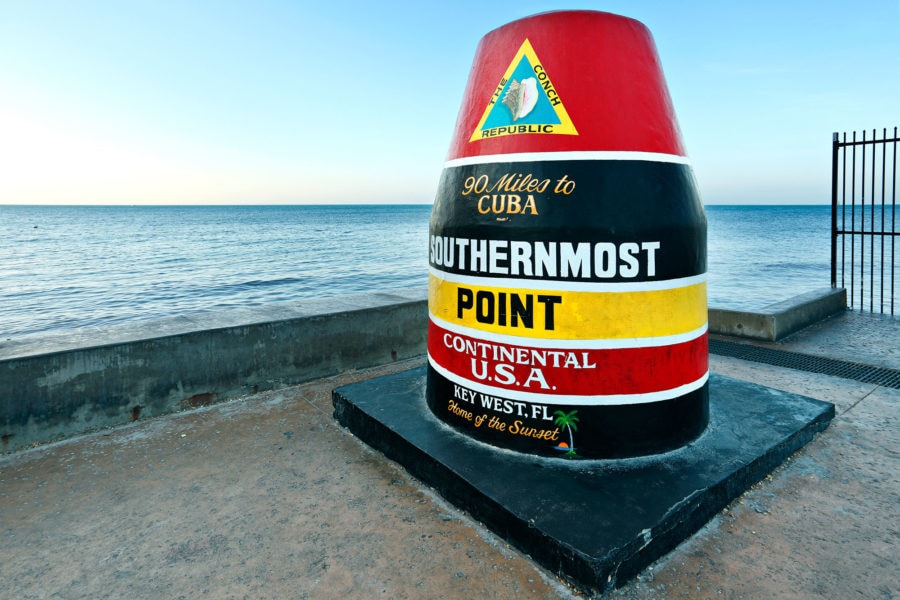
553, 409, 579, 456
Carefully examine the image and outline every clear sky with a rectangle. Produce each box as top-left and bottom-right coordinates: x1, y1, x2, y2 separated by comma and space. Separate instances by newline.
1, 0, 897, 205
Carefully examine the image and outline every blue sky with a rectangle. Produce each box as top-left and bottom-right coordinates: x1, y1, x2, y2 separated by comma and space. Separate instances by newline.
1, 1, 897, 205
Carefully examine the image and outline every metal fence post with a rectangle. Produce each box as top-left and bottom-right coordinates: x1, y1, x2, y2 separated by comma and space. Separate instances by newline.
831, 132, 839, 288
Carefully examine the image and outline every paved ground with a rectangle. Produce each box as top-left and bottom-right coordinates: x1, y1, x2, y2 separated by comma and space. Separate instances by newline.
1, 310, 897, 599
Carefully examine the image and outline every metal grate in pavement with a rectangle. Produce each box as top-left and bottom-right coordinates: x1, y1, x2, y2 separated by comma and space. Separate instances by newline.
709, 339, 900, 389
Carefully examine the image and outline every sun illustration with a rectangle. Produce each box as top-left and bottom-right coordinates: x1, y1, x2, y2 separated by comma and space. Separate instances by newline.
553, 441, 575, 454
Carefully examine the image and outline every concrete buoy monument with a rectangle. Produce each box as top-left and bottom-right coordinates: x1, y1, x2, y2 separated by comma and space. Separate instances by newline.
334, 10, 833, 594
426, 10, 708, 458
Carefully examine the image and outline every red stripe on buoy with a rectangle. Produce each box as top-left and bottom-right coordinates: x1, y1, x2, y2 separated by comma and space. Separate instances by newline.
447, 11, 685, 159
428, 320, 707, 400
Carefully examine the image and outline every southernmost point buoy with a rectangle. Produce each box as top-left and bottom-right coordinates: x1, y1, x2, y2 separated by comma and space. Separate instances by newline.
426, 10, 708, 458
335, 11, 832, 583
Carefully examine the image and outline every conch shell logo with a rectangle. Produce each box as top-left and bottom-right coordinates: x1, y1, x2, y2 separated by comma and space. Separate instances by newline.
468, 39, 577, 141
502, 78, 539, 121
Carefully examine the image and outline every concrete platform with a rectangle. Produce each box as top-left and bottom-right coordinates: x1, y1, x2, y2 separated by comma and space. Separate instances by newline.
1, 310, 898, 599
333, 368, 833, 595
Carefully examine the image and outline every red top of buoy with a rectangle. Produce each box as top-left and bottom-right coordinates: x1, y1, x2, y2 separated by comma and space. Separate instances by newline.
446, 10, 686, 160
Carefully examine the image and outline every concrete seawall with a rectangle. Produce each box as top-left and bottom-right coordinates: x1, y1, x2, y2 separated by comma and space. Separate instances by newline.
1, 288, 427, 453
0, 286, 844, 454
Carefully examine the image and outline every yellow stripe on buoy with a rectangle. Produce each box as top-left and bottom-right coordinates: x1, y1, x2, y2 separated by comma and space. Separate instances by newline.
429, 273, 707, 340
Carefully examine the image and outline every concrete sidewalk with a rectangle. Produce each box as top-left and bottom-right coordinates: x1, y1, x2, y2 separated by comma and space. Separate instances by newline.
1, 311, 897, 599
612, 310, 899, 599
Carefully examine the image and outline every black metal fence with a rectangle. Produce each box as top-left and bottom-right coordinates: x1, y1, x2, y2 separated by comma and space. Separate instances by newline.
831, 127, 899, 314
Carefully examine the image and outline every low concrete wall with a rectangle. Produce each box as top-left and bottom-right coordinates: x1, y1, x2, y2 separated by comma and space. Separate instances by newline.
709, 288, 847, 341
0, 289, 427, 454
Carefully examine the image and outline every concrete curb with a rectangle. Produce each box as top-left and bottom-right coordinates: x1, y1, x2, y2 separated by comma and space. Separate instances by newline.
709, 287, 846, 341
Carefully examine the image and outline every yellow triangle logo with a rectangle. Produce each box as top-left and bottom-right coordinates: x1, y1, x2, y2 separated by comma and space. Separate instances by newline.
469, 39, 578, 142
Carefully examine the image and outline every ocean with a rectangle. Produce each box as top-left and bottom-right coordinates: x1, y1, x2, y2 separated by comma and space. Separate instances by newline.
0, 204, 832, 340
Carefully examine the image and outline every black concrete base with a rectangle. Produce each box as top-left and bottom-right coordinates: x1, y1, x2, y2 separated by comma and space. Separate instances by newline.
332, 367, 834, 596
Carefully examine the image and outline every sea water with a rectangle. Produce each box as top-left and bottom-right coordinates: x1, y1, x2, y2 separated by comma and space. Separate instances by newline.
0, 204, 832, 339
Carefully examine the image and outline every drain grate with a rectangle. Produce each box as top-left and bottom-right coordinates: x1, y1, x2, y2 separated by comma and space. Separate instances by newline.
709, 339, 900, 389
